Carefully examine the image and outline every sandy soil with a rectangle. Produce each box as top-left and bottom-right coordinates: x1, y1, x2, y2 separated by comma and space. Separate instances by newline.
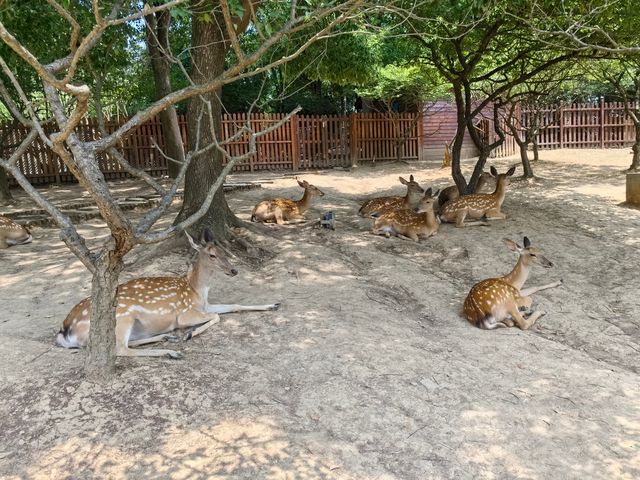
0, 149, 639, 479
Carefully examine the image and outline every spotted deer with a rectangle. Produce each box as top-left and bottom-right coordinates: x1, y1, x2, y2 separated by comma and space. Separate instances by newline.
56, 229, 280, 358
0, 215, 32, 249
372, 188, 440, 242
439, 166, 516, 227
464, 237, 562, 330
437, 171, 494, 212
251, 179, 324, 224
358, 175, 424, 218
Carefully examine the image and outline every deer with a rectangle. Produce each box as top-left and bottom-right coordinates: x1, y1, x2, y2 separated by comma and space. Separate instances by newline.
56, 229, 280, 359
437, 171, 495, 212
439, 166, 516, 227
0, 215, 32, 249
372, 188, 440, 242
359, 175, 425, 218
251, 178, 324, 224
463, 237, 563, 330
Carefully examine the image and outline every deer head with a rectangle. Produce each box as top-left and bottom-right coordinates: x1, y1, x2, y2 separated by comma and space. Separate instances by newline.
186, 229, 238, 277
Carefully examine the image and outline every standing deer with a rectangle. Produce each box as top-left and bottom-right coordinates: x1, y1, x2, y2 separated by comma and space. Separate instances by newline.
0, 215, 32, 249
437, 171, 495, 212
359, 175, 424, 218
56, 229, 280, 358
372, 188, 440, 242
251, 179, 324, 224
464, 237, 562, 330
439, 166, 516, 227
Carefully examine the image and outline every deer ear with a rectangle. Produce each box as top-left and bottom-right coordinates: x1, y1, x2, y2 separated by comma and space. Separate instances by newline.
504, 238, 521, 252
202, 228, 214, 244
297, 178, 305, 188
185, 231, 202, 251
399, 176, 408, 185
409, 174, 415, 182
490, 166, 498, 177
523, 236, 531, 248
432, 188, 440, 197
425, 187, 432, 197
506, 166, 516, 176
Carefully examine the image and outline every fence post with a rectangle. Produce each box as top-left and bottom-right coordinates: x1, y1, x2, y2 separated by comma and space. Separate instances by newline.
417, 111, 424, 161
291, 113, 300, 171
558, 104, 564, 149
600, 98, 605, 148
349, 113, 358, 167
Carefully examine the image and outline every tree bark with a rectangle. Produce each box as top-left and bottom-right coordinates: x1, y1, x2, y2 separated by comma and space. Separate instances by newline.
629, 124, 640, 171
520, 142, 534, 178
175, 1, 240, 240
84, 247, 124, 380
146, 7, 185, 179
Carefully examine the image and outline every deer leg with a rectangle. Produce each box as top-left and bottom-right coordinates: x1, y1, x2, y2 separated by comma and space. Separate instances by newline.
116, 316, 184, 358
507, 305, 545, 330
275, 208, 285, 225
520, 280, 563, 297
455, 210, 488, 227
128, 333, 179, 347
182, 318, 219, 341
484, 208, 506, 220
206, 303, 281, 314
117, 345, 184, 359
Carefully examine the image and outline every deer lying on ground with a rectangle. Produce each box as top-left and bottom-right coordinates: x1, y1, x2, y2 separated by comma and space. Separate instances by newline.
464, 237, 562, 330
437, 171, 494, 212
372, 188, 440, 242
0, 215, 32, 249
439, 166, 516, 227
56, 229, 280, 358
359, 175, 424, 218
251, 179, 324, 224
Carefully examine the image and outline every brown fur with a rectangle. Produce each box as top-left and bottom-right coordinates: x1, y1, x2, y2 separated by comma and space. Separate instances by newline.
463, 237, 562, 330
252, 179, 324, 224
359, 175, 424, 218
0, 215, 32, 249
372, 188, 439, 242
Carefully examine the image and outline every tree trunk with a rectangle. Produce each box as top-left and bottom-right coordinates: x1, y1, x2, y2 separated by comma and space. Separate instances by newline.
532, 137, 540, 162
629, 124, 640, 171
84, 246, 124, 380
520, 141, 534, 178
0, 168, 14, 205
146, 7, 185, 179
450, 82, 468, 194
175, 1, 240, 240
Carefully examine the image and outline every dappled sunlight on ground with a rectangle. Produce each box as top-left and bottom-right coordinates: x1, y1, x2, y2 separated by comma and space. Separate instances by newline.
1, 149, 639, 479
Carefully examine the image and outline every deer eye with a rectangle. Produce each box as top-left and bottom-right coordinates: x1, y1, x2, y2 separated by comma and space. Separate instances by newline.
530, 253, 536, 257
209, 253, 217, 258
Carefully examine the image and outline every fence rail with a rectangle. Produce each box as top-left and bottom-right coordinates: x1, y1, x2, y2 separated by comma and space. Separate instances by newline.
1, 112, 422, 185
522, 101, 637, 149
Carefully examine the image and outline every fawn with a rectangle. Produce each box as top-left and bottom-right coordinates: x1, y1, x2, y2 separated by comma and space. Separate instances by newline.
359, 175, 424, 218
0, 215, 32, 249
464, 237, 562, 330
251, 179, 324, 224
372, 188, 440, 242
439, 166, 516, 227
437, 171, 494, 212
56, 229, 280, 358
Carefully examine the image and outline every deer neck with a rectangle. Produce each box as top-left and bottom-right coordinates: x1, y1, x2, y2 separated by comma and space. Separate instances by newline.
185, 254, 213, 305
403, 190, 423, 208
422, 207, 437, 228
295, 189, 312, 213
501, 256, 530, 290
491, 178, 507, 205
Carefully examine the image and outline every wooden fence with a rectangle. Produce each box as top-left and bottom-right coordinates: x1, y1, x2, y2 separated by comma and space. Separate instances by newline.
1, 112, 422, 185
522, 101, 637, 149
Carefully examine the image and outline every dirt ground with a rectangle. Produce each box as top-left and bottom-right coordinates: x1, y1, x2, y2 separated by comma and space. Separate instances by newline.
0, 149, 639, 479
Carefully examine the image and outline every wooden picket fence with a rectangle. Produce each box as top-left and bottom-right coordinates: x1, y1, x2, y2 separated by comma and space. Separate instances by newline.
1, 112, 422, 185
521, 101, 637, 149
